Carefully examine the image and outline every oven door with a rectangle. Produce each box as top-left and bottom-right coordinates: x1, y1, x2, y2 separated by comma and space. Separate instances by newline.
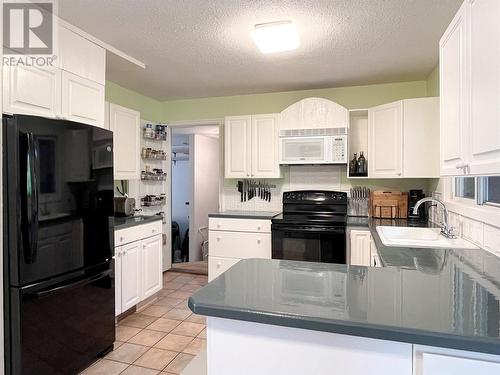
272, 224, 346, 264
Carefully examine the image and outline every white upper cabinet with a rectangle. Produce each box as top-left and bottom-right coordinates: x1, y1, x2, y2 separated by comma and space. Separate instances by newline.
225, 116, 251, 178
2, 24, 106, 127
367, 98, 439, 179
61, 71, 105, 127
109, 103, 140, 179
225, 114, 280, 178
3, 65, 61, 118
251, 114, 280, 178
440, 2, 468, 176
280, 97, 348, 130
368, 101, 403, 178
59, 26, 106, 85
468, 0, 500, 175
440, 0, 500, 176
403, 97, 440, 178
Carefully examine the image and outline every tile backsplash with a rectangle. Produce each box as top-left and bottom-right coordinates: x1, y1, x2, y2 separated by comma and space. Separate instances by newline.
221, 165, 435, 212
430, 192, 500, 258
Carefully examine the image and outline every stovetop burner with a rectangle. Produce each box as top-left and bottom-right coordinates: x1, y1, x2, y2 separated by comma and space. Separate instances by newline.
272, 190, 348, 227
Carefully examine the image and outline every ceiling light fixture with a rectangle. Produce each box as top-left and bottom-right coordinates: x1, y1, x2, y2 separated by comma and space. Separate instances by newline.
252, 20, 300, 54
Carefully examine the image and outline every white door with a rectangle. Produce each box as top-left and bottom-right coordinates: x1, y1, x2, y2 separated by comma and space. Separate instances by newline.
61, 71, 105, 127
114, 252, 122, 316
109, 103, 140, 179
121, 241, 141, 311
350, 230, 372, 266
251, 114, 280, 178
468, 0, 500, 175
368, 101, 403, 178
3, 65, 61, 118
141, 234, 163, 299
402, 98, 440, 178
224, 116, 251, 178
439, 3, 468, 176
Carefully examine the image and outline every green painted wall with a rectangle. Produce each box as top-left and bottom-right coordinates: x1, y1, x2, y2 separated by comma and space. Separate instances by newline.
105, 81, 163, 122
161, 80, 428, 121
426, 65, 440, 97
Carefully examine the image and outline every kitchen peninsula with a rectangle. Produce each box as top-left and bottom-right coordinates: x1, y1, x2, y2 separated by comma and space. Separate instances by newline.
189, 245, 500, 374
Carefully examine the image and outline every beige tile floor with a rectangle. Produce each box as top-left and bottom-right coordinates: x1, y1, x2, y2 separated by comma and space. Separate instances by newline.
81, 271, 207, 375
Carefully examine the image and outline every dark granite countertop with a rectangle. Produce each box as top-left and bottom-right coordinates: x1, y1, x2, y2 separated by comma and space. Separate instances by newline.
114, 215, 163, 230
208, 210, 281, 220
190, 218, 500, 355
190, 257, 500, 355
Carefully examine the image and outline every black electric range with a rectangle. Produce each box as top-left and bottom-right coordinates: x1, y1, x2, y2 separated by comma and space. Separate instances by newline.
271, 190, 348, 264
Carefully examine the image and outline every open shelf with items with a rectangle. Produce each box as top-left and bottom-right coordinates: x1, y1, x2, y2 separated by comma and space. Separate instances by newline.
140, 194, 167, 207
141, 171, 167, 181
348, 109, 369, 179
143, 123, 168, 141
141, 147, 167, 160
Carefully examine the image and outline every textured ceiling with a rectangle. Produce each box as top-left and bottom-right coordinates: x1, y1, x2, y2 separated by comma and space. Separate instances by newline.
59, 0, 462, 100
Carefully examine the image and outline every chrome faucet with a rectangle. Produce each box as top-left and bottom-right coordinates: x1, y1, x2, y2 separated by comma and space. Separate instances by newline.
413, 197, 456, 239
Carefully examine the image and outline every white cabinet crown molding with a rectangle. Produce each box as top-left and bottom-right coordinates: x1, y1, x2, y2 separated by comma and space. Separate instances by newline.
280, 97, 348, 130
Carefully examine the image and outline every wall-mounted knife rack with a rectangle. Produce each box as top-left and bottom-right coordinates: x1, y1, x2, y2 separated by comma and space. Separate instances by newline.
235, 180, 276, 202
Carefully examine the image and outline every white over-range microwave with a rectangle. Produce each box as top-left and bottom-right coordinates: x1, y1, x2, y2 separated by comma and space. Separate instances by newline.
279, 128, 348, 165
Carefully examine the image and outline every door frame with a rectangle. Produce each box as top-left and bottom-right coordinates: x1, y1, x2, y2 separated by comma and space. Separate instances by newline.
169, 118, 224, 263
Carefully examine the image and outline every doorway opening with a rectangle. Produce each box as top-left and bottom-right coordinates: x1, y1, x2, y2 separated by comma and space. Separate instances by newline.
170, 124, 220, 275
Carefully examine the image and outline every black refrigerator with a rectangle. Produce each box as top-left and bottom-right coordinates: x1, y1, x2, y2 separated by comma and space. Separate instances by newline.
3, 114, 115, 375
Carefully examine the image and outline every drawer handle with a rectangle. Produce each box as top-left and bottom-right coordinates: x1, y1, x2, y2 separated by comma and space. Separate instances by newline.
217, 224, 221, 229
257, 226, 261, 231
120, 236, 125, 241
217, 236, 221, 242
257, 239, 261, 244
152, 229, 156, 233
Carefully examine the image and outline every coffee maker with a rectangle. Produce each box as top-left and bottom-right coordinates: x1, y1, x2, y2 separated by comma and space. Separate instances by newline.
408, 189, 427, 222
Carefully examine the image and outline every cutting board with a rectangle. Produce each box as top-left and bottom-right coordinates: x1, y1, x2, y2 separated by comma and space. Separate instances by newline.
371, 191, 409, 219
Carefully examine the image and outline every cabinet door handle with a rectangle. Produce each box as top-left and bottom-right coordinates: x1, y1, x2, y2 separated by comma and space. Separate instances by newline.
152, 229, 156, 233
257, 239, 261, 244
456, 162, 467, 169
120, 236, 125, 241
217, 236, 221, 242
246, 173, 250, 177
216, 262, 222, 268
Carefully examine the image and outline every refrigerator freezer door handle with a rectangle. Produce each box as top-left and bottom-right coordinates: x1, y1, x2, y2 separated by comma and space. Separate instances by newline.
20, 132, 39, 264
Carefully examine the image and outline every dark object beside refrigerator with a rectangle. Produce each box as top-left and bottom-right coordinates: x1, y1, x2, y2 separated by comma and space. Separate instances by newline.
3, 114, 115, 375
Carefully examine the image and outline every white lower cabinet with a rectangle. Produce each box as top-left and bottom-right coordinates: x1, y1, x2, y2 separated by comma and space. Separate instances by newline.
208, 256, 240, 281
208, 218, 272, 282
141, 235, 163, 300
115, 222, 163, 316
414, 346, 500, 375
119, 241, 142, 312
349, 229, 372, 266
